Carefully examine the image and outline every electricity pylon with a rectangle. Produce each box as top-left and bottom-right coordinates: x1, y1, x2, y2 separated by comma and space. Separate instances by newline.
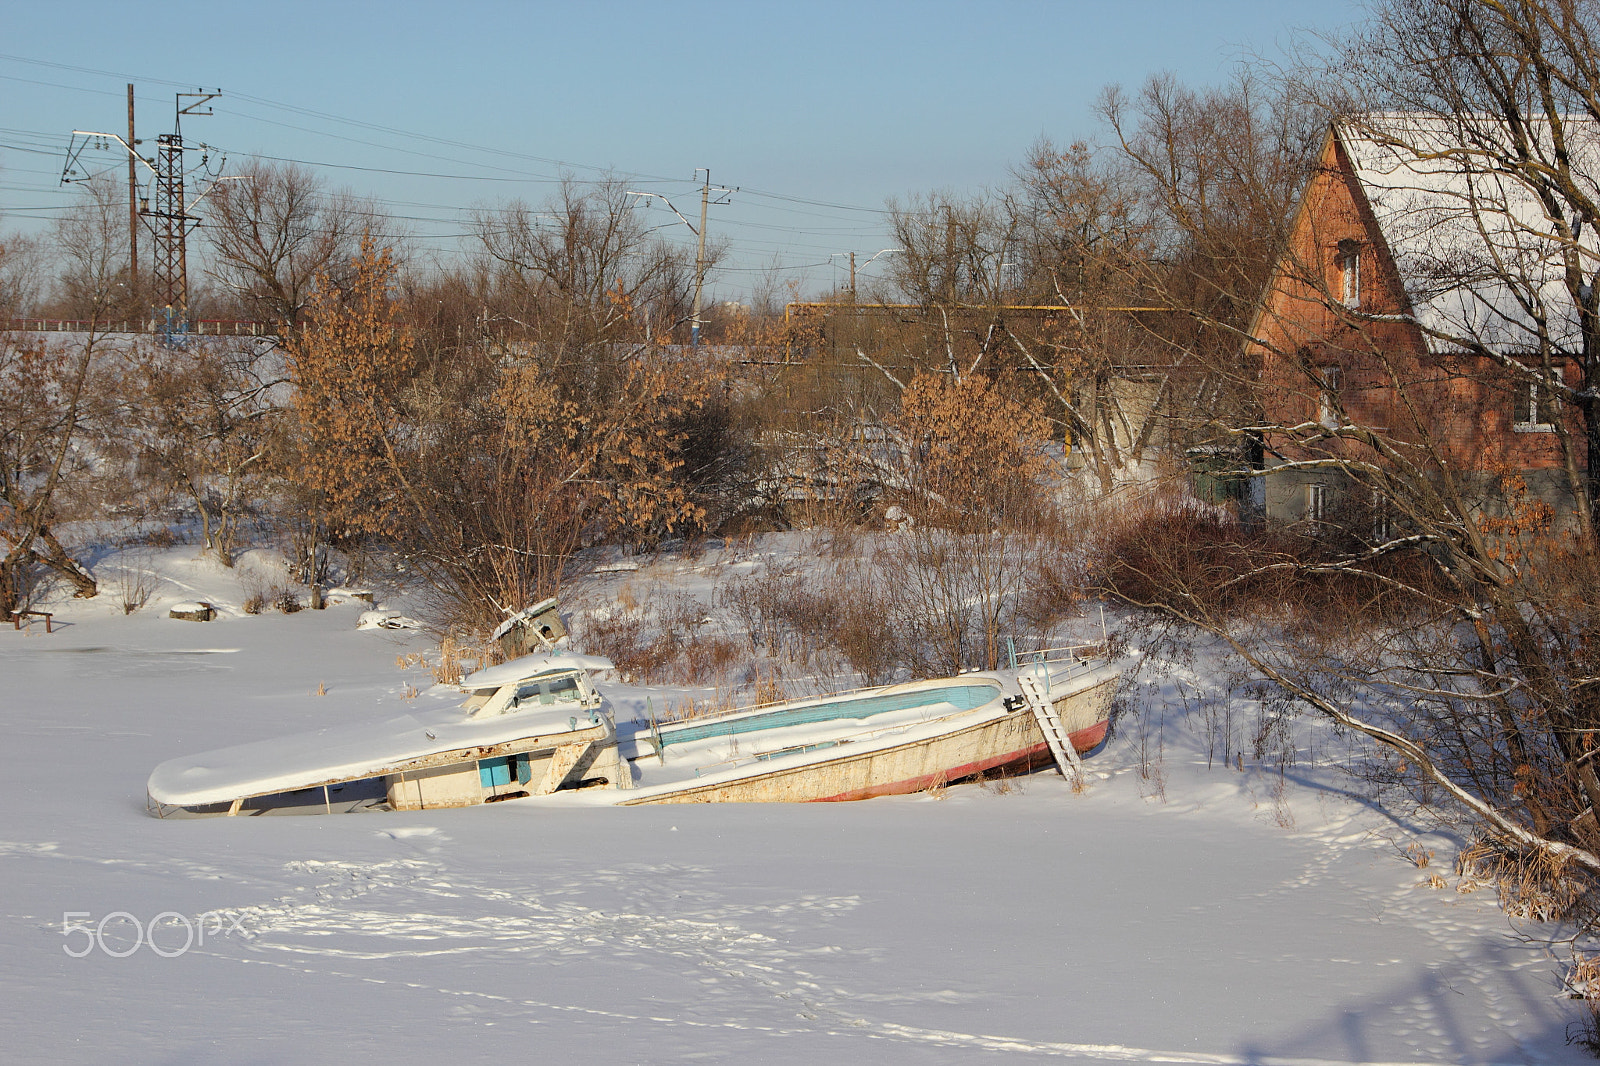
63, 90, 230, 325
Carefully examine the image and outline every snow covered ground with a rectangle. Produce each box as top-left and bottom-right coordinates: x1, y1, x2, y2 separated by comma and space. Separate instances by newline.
0, 541, 1591, 1063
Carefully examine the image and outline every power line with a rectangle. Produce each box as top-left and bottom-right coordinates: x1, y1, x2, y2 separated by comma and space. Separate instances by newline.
0, 53, 892, 221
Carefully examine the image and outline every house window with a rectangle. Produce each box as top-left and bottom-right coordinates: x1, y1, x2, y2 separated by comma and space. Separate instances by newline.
1512, 368, 1562, 432
1307, 483, 1328, 525
1338, 239, 1361, 308
1371, 491, 1393, 543
1318, 366, 1342, 428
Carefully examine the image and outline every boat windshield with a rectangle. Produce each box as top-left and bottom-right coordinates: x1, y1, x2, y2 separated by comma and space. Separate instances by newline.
511, 672, 584, 708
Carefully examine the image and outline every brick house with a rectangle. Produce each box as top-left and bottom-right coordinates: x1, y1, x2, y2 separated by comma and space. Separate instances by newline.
1242, 116, 1588, 532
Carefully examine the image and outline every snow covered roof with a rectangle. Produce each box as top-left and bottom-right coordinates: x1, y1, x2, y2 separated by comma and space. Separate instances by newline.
1336, 114, 1599, 353
460, 651, 615, 692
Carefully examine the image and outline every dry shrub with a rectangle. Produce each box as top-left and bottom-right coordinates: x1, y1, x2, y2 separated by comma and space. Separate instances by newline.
721, 559, 803, 655
832, 593, 908, 686
577, 590, 737, 688
885, 371, 1056, 531
720, 557, 912, 684
433, 638, 466, 685
751, 671, 784, 705
130, 525, 182, 549
1457, 837, 1590, 922
1096, 497, 1449, 624
654, 692, 738, 725
583, 608, 676, 681
1014, 546, 1088, 635
684, 635, 740, 685
1566, 953, 1600, 1054
979, 768, 1025, 796
112, 563, 157, 615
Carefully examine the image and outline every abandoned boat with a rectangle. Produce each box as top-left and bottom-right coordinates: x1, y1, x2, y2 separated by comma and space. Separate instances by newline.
146, 651, 627, 817
614, 651, 1118, 804
145, 646, 1120, 816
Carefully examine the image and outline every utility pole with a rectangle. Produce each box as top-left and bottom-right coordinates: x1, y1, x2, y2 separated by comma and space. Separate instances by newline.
626, 172, 732, 347
834, 248, 900, 303
691, 169, 711, 348
126, 85, 138, 298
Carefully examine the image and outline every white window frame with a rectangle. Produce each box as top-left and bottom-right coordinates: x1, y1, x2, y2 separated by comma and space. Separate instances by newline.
1512, 367, 1562, 433
1317, 365, 1341, 429
1306, 483, 1328, 525
1371, 491, 1393, 543
1338, 240, 1361, 308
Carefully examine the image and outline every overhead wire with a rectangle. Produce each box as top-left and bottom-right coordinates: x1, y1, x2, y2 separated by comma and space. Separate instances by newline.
0, 52, 899, 290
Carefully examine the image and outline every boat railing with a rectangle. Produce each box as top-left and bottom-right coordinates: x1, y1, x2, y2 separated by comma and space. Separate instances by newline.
1005, 639, 1113, 699
1008, 640, 1107, 669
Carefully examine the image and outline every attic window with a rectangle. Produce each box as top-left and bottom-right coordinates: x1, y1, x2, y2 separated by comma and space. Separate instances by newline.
1513, 368, 1562, 432
1317, 365, 1342, 428
1337, 239, 1361, 308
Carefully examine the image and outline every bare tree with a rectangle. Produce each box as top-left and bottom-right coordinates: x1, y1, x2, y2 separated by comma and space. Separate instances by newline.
0, 332, 104, 614
1099, 9, 1600, 899
0, 229, 44, 318
204, 160, 374, 328
884, 191, 1014, 307
472, 176, 710, 359
50, 175, 141, 322
128, 339, 281, 566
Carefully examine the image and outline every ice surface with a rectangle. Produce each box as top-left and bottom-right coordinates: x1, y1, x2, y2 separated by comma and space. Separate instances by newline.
0, 540, 1588, 1064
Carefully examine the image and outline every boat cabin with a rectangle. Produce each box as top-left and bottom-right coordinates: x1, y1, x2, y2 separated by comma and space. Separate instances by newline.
388, 654, 626, 809
145, 651, 630, 817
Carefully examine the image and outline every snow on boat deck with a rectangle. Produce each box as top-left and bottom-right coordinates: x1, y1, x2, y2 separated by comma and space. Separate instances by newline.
146, 703, 597, 807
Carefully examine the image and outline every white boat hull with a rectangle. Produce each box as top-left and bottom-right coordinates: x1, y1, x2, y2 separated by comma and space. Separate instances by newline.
620, 664, 1118, 805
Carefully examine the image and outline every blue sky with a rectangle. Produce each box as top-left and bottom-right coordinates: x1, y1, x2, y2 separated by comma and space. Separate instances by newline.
1, 1, 1367, 300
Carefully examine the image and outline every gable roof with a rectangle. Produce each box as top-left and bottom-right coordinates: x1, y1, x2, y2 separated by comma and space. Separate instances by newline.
1334, 114, 1597, 354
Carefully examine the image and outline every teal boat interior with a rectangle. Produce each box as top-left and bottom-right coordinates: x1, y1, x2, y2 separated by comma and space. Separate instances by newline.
656, 681, 1001, 750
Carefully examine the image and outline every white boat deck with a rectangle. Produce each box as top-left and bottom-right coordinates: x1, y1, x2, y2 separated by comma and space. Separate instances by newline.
147, 702, 603, 807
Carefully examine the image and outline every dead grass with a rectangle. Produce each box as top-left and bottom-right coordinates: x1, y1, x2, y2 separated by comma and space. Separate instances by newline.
1456, 837, 1587, 922
1400, 841, 1434, 868
112, 562, 157, 615
1567, 953, 1600, 1054
431, 636, 504, 686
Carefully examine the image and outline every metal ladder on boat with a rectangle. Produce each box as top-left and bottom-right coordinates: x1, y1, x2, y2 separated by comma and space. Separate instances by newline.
1018, 673, 1084, 786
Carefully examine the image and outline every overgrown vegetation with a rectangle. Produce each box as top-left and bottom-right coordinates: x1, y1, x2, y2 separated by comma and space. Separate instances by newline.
14, 4, 1600, 1038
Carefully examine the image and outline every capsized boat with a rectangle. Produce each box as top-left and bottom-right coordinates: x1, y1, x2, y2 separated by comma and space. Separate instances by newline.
145, 646, 1120, 816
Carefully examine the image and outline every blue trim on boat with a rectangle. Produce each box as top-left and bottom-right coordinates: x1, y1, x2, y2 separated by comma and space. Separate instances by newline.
658, 683, 1001, 749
